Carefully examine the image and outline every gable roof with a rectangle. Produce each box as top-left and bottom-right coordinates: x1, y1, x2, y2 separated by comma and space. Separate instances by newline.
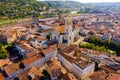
0, 59, 10, 67
41, 45, 56, 55
4, 64, 19, 76
89, 70, 107, 80
22, 55, 42, 66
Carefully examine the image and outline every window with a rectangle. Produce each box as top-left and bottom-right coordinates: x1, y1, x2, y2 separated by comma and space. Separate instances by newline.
55, 36, 56, 40
66, 29, 68, 32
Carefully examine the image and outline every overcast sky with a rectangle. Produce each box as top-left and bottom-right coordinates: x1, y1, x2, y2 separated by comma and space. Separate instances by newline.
38, 0, 120, 3
74, 0, 120, 3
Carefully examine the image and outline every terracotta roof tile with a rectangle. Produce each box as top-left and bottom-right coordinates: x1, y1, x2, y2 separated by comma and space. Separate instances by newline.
46, 60, 61, 70
89, 70, 107, 80
35, 36, 46, 41
0, 73, 5, 80
17, 43, 34, 51
22, 55, 42, 66
4, 64, 19, 76
42, 46, 56, 55
40, 28, 54, 33
59, 73, 77, 80
27, 50, 38, 58
99, 65, 116, 73
0, 59, 10, 67
107, 73, 120, 80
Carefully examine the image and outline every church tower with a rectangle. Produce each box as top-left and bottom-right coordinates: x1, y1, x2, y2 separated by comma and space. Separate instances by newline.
58, 10, 62, 21
65, 18, 74, 46
58, 9, 65, 24
65, 18, 72, 33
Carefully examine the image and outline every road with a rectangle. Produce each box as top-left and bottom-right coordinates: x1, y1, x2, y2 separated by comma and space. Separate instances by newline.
73, 36, 87, 45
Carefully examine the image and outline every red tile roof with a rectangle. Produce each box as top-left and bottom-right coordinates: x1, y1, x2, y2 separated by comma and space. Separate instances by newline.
22, 55, 42, 66
0, 73, 5, 80
35, 36, 46, 41
107, 73, 120, 80
89, 70, 107, 80
42, 46, 56, 55
0, 59, 10, 67
4, 64, 19, 76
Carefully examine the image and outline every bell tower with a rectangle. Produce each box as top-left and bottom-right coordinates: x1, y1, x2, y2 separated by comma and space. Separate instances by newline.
65, 18, 73, 33
58, 9, 65, 24
58, 10, 62, 21
65, 18, 74, 46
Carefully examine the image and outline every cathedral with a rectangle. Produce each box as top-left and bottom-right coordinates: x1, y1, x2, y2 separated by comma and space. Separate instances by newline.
51, 12, 79, 46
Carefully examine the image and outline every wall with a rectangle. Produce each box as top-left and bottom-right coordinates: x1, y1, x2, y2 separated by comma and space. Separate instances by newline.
72, 63, 83, 79
82, 63, 95, 78
58, 54, 73, 72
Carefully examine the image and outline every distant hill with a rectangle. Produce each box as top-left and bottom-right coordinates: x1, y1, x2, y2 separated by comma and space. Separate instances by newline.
87, 2, 120, 7
0, 0, 94, 19
0, 0, 50, 19
0, 0, 86, 19
1, 0, 120, 19
44, 1, 84, 9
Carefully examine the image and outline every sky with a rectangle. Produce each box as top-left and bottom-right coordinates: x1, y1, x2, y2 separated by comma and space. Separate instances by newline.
38, 0, 120, 3
74, 0, 120, 3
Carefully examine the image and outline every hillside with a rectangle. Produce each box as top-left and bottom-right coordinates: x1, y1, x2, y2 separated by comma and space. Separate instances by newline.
44, 1, 84, 9
0, 0, 49, 19
87, 2, 120, 7
0, 0, 86, 19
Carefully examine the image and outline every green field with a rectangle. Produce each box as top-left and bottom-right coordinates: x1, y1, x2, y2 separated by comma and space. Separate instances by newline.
0, 18, 31, 27
0, 19, 15, 26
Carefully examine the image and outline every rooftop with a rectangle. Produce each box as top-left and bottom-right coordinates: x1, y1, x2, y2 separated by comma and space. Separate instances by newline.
99, 65, 116, 73
80, 48, 106, 56
4, 64, 19, 76
62, 44, 79, 54
89, 70, 107, 80
26, 50, 38, 58
59, 73, 77, 80
107, 73, 120, 80
108, 64, 120, 71
41, 45, 56, 55
34, 36, 46, 41
74, 57, 92, 69
17, 43, 34, 51
22, 55, 42, 66
0, 59, 10, 67
0, 73, 5, 80
17, 67, 42, 80
59, 52, 75, 63
46, 60, 61, 70
57, 43, 67, 50
40, 28, 54, 33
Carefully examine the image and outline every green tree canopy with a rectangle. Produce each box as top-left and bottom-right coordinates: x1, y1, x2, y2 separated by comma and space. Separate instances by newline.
87, 37, 120, 56
0, 43, 8, 59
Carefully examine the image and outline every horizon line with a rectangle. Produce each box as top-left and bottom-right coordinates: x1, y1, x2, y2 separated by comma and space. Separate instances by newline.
37, 0, 120, 3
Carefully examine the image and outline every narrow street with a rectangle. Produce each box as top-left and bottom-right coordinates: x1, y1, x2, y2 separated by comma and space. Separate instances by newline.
73, 36, 87, 45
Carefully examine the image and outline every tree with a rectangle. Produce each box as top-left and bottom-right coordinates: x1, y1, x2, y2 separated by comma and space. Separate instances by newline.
0, 0, 46, 19
46, 34, 50, 40
42, 70, 51, 80
87, 37, 120, 56
0, 43, 8, 59
79, 42, 116, 55
19, 62, 25, 69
